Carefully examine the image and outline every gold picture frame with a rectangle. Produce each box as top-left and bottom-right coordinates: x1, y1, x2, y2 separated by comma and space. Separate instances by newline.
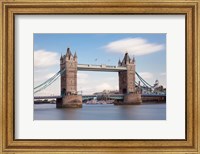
0, 0, 199, 153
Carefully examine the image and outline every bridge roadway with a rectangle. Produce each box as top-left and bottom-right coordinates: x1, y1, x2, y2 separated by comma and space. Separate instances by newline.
77, 64, 127, 72
34, 94, 166, 99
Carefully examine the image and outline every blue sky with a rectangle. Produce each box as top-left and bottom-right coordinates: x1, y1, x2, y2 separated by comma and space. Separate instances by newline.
34, 33, 166, 95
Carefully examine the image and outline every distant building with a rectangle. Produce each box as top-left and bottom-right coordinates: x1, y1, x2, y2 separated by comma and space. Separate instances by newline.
153, 80, 166, 94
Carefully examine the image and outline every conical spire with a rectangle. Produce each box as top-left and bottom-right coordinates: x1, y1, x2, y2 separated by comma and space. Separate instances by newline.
66, 48, 72, 57
122, 52, 131, 64
125, 52, 130, 61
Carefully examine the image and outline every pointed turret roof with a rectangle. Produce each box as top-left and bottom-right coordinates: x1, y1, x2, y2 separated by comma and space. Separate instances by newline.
60, 53, 63, 60
66, 48, 72, 56
122, 52, 131, 64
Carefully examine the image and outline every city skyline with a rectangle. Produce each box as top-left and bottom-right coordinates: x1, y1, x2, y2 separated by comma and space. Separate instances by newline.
34, 33, 166, 96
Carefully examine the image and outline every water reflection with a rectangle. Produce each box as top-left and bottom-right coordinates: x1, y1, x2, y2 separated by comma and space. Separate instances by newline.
34, 103, 166, 120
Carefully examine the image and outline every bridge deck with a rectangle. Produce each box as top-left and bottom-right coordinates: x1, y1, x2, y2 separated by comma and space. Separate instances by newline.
34, 94, 166, 99
34, 96, 62, 99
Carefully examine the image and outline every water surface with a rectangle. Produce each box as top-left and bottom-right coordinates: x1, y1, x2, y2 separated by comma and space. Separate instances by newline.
34, 103, 166, 120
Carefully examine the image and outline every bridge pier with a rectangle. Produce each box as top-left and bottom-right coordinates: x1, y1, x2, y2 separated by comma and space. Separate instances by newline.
114, 93, 142, 105
123, 93, 142, 104
62, 95, 82, 108
56, 95, 82, 108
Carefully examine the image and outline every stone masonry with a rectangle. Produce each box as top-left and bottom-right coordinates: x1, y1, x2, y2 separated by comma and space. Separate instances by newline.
60, 48, 82, 108
118, 53, 142, 104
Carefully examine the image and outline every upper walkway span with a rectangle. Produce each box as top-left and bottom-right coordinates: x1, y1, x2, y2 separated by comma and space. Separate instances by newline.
77, 64, 127, 72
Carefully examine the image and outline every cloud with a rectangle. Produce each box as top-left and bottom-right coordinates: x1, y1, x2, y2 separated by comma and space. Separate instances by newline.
78, 72, 89, 79
138, 72, 154, 80
160, 72, 166, 76
104, 37, 164, 56
95, 83, 117, 92
34, 72, 56, 82
45, 73, 56, 79
34, 79, 60, 96
77, 72, 119, 94
77, 72, 89, 85
34, 50, 59, 68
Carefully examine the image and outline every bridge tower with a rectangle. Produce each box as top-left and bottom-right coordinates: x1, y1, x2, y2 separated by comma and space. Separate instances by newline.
118, 53, 142, 104
59, 48, 82, 108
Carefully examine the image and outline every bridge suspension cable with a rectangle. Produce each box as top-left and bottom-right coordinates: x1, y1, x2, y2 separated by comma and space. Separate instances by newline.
34, 70, 63, 90
34, 68, 66, 94
136, 75, 150, 88
135, 72, 153, 88
34, 68, 154, 94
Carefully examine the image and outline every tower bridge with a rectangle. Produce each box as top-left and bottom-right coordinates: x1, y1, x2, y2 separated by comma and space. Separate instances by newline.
34, 48, 165, 108
59, 48, 141, 108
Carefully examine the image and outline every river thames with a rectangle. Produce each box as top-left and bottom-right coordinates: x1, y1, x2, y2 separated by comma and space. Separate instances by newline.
34, 103, 166, 120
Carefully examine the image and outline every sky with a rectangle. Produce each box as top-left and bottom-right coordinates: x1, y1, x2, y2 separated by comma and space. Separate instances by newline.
34, 33, 166, 96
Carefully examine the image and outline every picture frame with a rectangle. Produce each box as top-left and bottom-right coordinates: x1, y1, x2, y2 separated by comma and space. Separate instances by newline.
0, 0, 199, 153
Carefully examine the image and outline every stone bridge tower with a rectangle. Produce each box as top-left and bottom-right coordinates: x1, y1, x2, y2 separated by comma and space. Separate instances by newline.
118, 53, 142, 104
59, 48, 82, 108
